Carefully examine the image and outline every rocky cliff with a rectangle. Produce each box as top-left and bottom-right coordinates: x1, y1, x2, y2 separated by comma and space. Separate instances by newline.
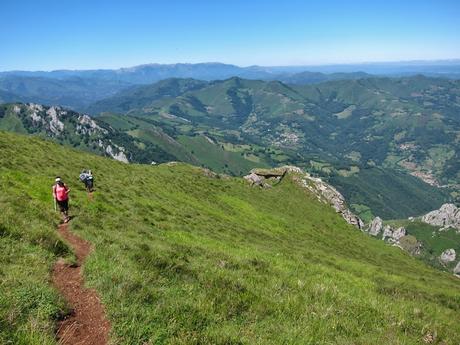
421, 203, 460, 231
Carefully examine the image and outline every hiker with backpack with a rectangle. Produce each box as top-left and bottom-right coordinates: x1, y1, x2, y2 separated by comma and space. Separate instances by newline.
79, 169, 94, 192
53, 177, 71, 223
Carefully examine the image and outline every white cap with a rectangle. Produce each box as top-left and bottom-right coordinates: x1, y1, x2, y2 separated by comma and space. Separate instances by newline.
55, 177, 61, 182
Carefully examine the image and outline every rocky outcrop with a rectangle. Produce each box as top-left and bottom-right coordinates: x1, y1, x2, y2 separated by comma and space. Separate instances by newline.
440, 249, 456, 264
454, 261, 460, 276
76, 114, 108, 136
243, 172, 265, 186
244, 166, 364, 229
422, 203, 460, 231
364, 217, 408, 248
382, 225, 406, 243
105, 144, 129, 163
46, 106, 65, 135
368, 217, 383, 236
17, 103, 132, 163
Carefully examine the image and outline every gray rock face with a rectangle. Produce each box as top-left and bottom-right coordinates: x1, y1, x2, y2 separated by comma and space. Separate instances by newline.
381, 225, 406, 243
341, 209, 365, 230
422, 203, 460, 230
368, 217, 383, 236
454, 261, 460, 276
244, 172, 264, 186
392, 227, 406, 241
440, 249, 456, 263
382, 225, 393, 239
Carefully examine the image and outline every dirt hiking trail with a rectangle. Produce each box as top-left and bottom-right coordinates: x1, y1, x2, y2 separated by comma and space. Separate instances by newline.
52, 223, 110, 345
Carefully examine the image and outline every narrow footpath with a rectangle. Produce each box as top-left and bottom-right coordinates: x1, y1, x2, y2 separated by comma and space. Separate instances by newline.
52, 223, 110, 345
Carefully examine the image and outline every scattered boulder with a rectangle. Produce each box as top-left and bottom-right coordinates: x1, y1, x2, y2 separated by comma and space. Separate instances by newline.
440, 248, 456, 264
381, 225, 406, 243
250, 168, 286, 178
368, 217, 383, 236
244, 172, 264, 186
201, 168, 218, 178
421, 203, 460, 230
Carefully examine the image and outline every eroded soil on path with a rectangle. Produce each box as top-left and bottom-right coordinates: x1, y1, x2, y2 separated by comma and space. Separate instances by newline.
52, 223, 110, 345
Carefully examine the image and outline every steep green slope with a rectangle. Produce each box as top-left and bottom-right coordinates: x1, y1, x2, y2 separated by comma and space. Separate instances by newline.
176, 135, 267, 174
99, 113, 265, 174
1, 131, 459, 344
330, 167, 450, 221
87, 78, 208, 115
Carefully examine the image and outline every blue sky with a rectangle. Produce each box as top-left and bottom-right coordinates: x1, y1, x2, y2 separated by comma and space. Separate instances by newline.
1, 0, 459, 71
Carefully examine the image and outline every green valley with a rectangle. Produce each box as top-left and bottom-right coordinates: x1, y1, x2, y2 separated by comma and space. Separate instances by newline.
88, 75, 460, 219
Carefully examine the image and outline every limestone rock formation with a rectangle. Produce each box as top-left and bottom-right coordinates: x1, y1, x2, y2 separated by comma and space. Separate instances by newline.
440, 249, 456, 264
244, 172, 264, 186
368, 217, 383, 236
422, 204, 460, 230
381, 225, 406, 243
454, 261, 460, 276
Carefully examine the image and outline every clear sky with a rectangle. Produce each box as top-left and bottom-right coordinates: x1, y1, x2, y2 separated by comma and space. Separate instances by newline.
1, 0, 459, 71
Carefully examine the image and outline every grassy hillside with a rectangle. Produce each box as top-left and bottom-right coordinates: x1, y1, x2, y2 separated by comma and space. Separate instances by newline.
87, 78, 208, 115
1, 131, 459, 344
329, 167, 450, 221
100, 113, 265, 174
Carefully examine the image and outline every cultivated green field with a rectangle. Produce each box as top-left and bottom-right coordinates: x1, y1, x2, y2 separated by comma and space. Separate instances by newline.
1, 131, 459, 344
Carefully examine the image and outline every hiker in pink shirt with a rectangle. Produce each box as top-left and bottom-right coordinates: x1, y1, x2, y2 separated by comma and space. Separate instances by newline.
53, 177, 71, 223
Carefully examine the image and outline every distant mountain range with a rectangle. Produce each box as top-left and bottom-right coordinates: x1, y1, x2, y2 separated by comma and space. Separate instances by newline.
2, 60, 460, 80
1, 61, 459, 110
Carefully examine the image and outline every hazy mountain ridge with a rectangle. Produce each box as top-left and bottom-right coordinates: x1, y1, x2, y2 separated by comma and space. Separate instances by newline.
2, 60, 460, 80
0, 75, 132, 110
2, 61, 459, 111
